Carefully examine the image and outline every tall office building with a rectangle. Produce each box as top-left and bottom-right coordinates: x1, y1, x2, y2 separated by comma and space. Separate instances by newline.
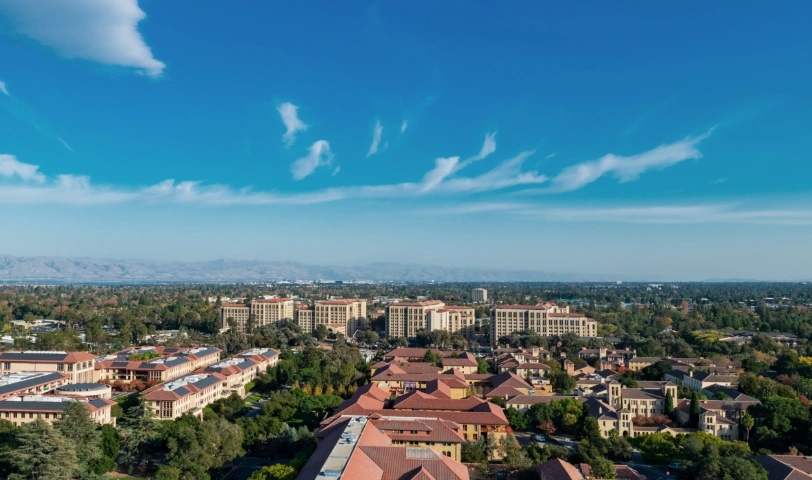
472, 288, 488, 302
490, 302, 597, 346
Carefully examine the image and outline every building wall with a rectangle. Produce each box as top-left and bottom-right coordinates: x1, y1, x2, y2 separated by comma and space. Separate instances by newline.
386, 302, 445, 339
472, 288, 488, 303
490, 305, 597, 346
0, 358, 98, 383
221, 305, 250, 332
296, 307, 315, 333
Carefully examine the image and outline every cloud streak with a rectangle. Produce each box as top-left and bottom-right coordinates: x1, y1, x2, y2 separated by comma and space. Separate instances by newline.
277, 102, 308, 147
539, 129, 713, 193
0, 133, 545, 206
0, 0, 165, 76
400, 121, 408, 133
366, 120, 383, 157
424, 201, 812, 226
290, 140, 334, 180
0, 81, 8, 96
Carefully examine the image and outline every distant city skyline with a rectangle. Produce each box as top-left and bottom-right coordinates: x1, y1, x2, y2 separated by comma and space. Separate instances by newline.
2, 2, 811, 279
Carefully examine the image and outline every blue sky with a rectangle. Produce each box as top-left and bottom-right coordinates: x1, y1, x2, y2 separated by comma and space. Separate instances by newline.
1, 1, 811, 280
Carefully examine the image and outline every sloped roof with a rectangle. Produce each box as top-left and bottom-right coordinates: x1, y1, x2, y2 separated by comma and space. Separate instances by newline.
536, 458, 584, 480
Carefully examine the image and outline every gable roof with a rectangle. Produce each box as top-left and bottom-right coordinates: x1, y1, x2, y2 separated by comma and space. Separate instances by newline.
536, 458, 585, 480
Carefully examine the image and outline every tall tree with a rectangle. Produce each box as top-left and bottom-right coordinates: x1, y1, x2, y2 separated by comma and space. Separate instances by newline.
740, 413, 754, 441
7, 418, 79, 480
689, 392, 701, 427
665, 390, 675, 419
54, 401, 103, 470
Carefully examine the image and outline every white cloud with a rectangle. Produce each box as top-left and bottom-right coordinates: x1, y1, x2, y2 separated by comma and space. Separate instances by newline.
400, 120, 408, 133
367, 120, 383, 157
425, 201, 812, 226
0, 0, 165, 76
418, 132, 500, 193
544, 129, 713, 193
0, 80, 8, 96
546, 152, 557, 159
331, 166, 341, 176
0, 154, 46, 182
276, 102, 308, 147
290, 140, 334, 180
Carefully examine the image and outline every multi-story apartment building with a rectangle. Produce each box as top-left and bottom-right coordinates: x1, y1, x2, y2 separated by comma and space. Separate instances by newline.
0, 351, 99, 383
296, 303, 315, 332
95, 346, 222, 384
490, 302, 597, 346
198, 348, 279, 398
472, 288, 488, 303
0, 372, 72, 399
309, 299, 367, 335
426, 306, 477, 339
220, 303, 249, 332
387, 301, 475, 340
250, 298, 295, 329
0, 395, 116, 427
386, 300, 445, 339
143, 373, 226, 420
220, 298, 295, 333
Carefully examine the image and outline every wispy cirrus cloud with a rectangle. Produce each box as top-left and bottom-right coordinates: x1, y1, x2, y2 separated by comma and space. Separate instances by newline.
538, 129, 714, 193
291, 140, 334, 180
0, 133, 546, 206
423, 201, 812, 226
0, 81, 8, 96
277, 102, 308, 147
400, 121, 408, 134
366, 120, 383, 157
0, 0, 165, 76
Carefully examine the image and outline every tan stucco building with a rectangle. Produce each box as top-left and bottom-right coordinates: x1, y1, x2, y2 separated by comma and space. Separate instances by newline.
0, 351, 99, 384
490, 302, 597, 346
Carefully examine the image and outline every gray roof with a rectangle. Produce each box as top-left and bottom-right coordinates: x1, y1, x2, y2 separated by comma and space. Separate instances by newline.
56, 383, 107, 392
0, 372, 66, 397
0, 400, 73, 412
0, 352, 70, 362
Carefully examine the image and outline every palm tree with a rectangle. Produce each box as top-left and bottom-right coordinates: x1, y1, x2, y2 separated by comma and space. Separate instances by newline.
740, 413, 754, 441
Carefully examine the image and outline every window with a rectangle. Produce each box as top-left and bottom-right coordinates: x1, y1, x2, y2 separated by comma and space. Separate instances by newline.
2, 362, 9, 370
57, 364, 64, 371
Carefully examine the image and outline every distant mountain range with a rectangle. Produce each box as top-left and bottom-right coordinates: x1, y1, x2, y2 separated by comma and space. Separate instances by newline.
0, 255, 572, 283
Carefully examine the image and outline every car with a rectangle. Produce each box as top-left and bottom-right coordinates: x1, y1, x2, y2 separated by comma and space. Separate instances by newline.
532, 434, 547, 442
668, 462, 683, 469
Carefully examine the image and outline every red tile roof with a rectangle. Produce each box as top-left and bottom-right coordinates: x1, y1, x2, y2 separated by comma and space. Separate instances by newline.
536, 458, 585, 480
393, 391, 486, 411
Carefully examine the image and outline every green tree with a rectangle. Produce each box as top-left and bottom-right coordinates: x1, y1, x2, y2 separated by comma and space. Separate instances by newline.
692, 456, 767, 480
118, 397, 160, 469
689, 391, 701, 427
740, 413, 754, 441
549, 370, 576, 394
53, 400, 102, 471
504, 407, 528, 431
665, 389, 675, 418
315, 324, 328, 341
461, 440, 488, 463
476, 357, 491, 374
7, 418, 79, 480
249, 464, 296, 480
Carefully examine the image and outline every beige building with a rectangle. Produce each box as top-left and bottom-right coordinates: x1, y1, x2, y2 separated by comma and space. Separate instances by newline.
296, 304, 315, 332
490, 302, 597, 346
0, 351, 99, 384
426, 306, 476, 339
220, 303, 250, 332
143, 373, 226, 420
606, 380, 677, 417
0, 395, 116, 427
198, 348, 279, 398
314, 299, 367, 335
472, 288, 488, 303
0, 371, 72, 399
387, 301, 475, 340
95, 346, 222, 384
220, 298, 295, 333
